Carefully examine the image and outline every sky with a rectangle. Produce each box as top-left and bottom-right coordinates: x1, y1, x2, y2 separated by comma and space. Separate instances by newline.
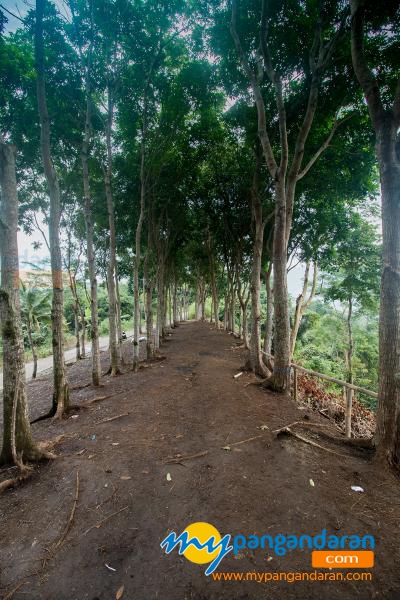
1, 0, 306, 295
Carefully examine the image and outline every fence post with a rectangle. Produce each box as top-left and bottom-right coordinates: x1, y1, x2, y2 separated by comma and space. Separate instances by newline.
293, 366, 298, 402
345, 387, 353, 438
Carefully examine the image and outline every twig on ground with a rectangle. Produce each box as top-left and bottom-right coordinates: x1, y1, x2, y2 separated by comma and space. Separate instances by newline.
93, 413, 130, 426
2, 580, 29, 600
233, 372, 243, 379
227, 434, 264, 447
164, 450, 208, 464
82, 506, 129, 536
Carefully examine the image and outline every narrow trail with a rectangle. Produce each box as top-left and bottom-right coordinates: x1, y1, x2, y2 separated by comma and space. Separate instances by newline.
0, 322, 399, 600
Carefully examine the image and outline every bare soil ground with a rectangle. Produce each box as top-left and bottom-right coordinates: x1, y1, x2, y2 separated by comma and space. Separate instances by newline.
0, 322, 399, 600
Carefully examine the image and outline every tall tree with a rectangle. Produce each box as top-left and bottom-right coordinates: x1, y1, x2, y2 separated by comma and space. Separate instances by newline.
35, 0, 69, 417
0, 141, 45, 465
350, 0, 400, 467
230, 0, 350, 391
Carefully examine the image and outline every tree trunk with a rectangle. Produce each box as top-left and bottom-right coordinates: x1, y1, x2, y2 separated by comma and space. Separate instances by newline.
26, 314, 38, 380
104, 88, 120, 376
263, 263, 273, 357
80, 306, 86, 359
290, 261, 317, 357
0, 142, 44, 465
173, 282, 179, 326
248, 167, 269, 377
265, 183, 290, 390
35, 0, 69, 417
74, 306, 81, 360
115, 266, 122, 361
350, 0, 400, 467
208, 235, 219, 329
155, 259, 164, 350
374, 137, 400, 465
82, 142, 101, 384
133, 117, 146, 371
144, 253, 153, 359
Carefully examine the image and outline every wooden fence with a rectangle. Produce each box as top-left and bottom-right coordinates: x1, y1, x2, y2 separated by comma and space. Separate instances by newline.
261, 351, 377, 438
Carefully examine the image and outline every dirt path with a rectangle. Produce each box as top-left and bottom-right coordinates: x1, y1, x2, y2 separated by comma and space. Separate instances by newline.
0, 322, 399, 600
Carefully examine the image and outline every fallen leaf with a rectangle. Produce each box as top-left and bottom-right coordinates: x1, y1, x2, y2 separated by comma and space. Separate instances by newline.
222, 446, 231, 452
105, 563, 116, 572
116, 585, 124, 599
120, 476, 132, 481
142, 469, 149, 474
166, 473, 172, 482
259, 425, 269, 431
309, 479, 315, 487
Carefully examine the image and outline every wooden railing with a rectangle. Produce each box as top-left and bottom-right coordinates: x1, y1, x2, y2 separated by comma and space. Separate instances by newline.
261, 351, 377, 438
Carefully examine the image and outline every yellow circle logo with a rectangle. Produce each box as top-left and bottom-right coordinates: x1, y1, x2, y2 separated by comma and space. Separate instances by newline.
182, 522, 222, 565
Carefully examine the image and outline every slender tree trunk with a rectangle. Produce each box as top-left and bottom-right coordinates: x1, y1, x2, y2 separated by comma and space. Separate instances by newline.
104, 89, 120, 376
74, 306, 81, 360
155, 259, 164, 350
133, 122, 146, 371
247, 165, 269, 377
290, 261, 317, 357
0, 142, 44, 465
35, 0, 69, 417
26, 317, 38, 380
173, 282, 178, 326
115, 266, 122, 361
264, 263, 273, 357
80, 306, 86, 359
144, 252, 153, 359
82, 158, 101, 383
208, 234, 219, 329
81, 82, 101, 386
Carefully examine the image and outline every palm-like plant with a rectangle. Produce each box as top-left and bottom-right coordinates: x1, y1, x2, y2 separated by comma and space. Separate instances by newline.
20, 281, 52, 378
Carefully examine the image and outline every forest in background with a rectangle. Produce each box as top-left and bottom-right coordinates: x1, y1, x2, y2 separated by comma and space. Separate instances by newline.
0, 0, 399, 470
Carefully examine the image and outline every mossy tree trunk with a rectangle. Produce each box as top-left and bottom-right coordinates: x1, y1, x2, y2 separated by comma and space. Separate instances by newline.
0, 141, 45, 465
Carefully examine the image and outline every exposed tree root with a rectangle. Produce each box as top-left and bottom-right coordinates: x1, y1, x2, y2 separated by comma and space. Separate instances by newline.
277, 427, 349, 457
316, 430, 375, 452
0, 470, 34, 495
273, 421, 332, 434
30, 406, 57, 424
43, 471, 79, 566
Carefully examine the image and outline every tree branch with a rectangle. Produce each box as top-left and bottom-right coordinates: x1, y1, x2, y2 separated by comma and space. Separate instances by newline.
260, 0, 288, 176
230, 0, 278, 179
297, 113, 353, 180
350, 0, 383, 129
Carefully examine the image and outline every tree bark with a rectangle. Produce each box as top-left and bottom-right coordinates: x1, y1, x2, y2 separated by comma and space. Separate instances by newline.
81, 79, 101, 386
26, 319, 38, 379
263, 263, 273, 357
247, 164, 269, 377
0, 142, 44, 465
350, 0, 400, 468
35, 0, 69, 417
104, 87, 120, 376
